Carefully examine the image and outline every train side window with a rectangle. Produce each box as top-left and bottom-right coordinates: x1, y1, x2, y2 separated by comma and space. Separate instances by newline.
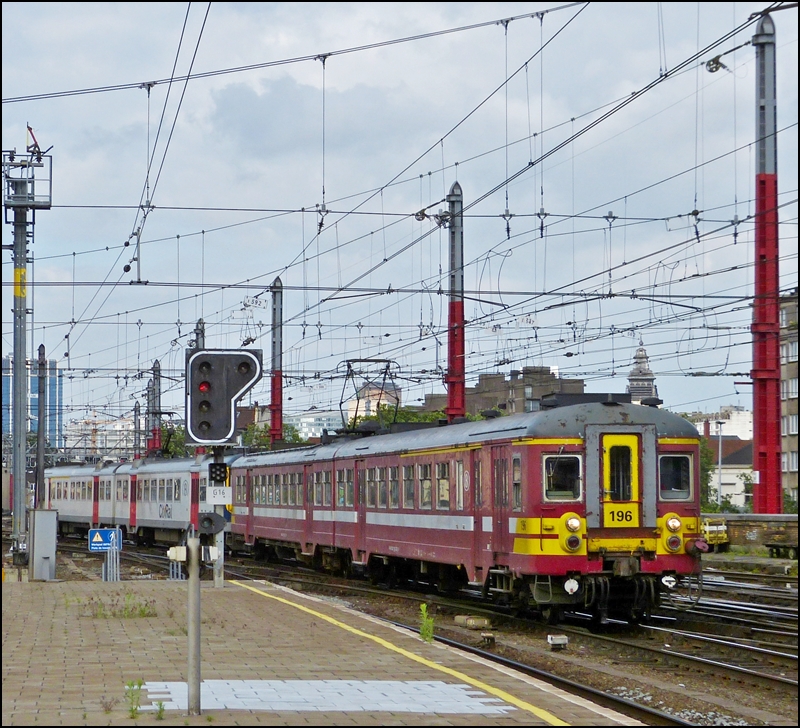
106, 480, 112, 501
609, 446, 631, 501
287, 472, 295, 506
454, 460, 464, 511
378, 467, 388, 508
419, 464, 432, 509
282, 473, 290, 505
313, 472, 322, 506
337, 470, 345, 506
323, 470, 332, 506
99, 481, 105, 501
266, 474, 273, 505
474, 460, 482, 507
117, 480, 123, 501
174, 478, 180, 503
166, 478, 174, 502
156, 478, 163, 501
389, 466, 399, 509
82, 481, 88, 500
139, 480, 146, 501
494, 459, 508, 507
403, 466, 414, 508
436, 462, 450, 509
366, 468, 377, 507
346, 469, 354, 506
543, 455, 581, 501
512, 456, 522, 511
358, 469, 365, 505
659, 455, 692, 500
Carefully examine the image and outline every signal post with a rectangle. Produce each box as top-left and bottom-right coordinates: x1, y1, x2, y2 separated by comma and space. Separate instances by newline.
179, 346, 262, 714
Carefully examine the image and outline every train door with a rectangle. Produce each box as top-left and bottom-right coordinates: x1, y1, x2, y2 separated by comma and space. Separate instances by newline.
600, 433, 641, 528
92, 475, 100, 527
491, 445, 511, 555
354, 459, 367, 565
245, 468, 254, 545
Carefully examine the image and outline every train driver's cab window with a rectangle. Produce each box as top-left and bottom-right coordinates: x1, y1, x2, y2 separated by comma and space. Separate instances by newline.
659, 455, 692, 500
543, 454, 582, 501
608, 446, 631, 501
200, 477, 207, 502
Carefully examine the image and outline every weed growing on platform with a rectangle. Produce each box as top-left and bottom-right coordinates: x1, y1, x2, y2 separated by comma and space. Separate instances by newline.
124, 679, 143, 719
100, 697, 119, 714
83, 592, 157, 619
419, 603, 434, 643
155, 701, 165, 720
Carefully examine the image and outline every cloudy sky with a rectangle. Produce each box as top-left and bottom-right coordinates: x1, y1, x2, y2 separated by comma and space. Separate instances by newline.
2, 2, 797, 433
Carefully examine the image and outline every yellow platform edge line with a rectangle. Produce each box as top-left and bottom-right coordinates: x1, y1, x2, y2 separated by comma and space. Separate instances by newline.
232, 579, 569, 726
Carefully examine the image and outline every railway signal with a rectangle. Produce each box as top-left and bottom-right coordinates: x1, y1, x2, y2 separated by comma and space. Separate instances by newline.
185, 349, 262, 445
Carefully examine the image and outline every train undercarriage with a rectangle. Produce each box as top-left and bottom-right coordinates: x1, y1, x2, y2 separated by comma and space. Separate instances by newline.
234, 535, 668, 625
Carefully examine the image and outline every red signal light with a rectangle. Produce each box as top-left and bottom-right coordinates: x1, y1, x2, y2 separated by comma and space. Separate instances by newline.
198, 381, 211, 393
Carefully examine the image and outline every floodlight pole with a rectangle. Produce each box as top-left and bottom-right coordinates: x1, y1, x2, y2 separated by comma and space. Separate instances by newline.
269, 277, 283, 444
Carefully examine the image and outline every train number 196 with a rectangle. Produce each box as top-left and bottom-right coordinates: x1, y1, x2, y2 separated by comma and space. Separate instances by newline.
609, 509, 633, 522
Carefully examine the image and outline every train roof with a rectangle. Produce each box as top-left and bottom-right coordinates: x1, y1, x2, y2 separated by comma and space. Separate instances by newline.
235, 402, 699, 468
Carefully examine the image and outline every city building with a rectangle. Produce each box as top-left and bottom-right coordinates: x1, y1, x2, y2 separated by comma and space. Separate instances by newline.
419, 366, 584, 416
62, 413, 136, 462
30, 359, 64, 448
2, 354, 64, 451
686, 406, 753, 441
781, 288, 798, 501
707, 435, 754, 510
626, 343, 659, 403
284, 409, 344, 441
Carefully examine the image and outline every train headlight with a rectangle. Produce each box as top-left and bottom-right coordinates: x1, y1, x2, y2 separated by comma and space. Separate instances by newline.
565, 517, 581, 532
566, 535, 581, 551
666, 535, 682, 552
666, 516, 682, 532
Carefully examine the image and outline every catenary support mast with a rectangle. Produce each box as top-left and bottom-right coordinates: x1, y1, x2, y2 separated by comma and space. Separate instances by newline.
445, 182, 466, 422
751, 14, 782, 513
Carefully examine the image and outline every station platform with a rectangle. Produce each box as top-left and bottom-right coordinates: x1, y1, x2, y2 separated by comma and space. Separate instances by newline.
702, 552, 797, 574
1, 578, 642, 726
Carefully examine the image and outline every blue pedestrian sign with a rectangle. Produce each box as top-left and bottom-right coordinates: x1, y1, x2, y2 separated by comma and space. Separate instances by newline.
88, 528, 122, 552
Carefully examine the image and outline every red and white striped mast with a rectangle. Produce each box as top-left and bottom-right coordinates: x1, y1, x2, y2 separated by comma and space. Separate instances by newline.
751, 14, 782, 513
445, 181, 466, 422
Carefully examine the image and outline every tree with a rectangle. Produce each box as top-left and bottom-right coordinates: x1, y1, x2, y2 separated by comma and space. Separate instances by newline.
350, 403, 481, 429
242, 422, 306, 448
698, 436, 718, 510
160, 425, 187, 458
